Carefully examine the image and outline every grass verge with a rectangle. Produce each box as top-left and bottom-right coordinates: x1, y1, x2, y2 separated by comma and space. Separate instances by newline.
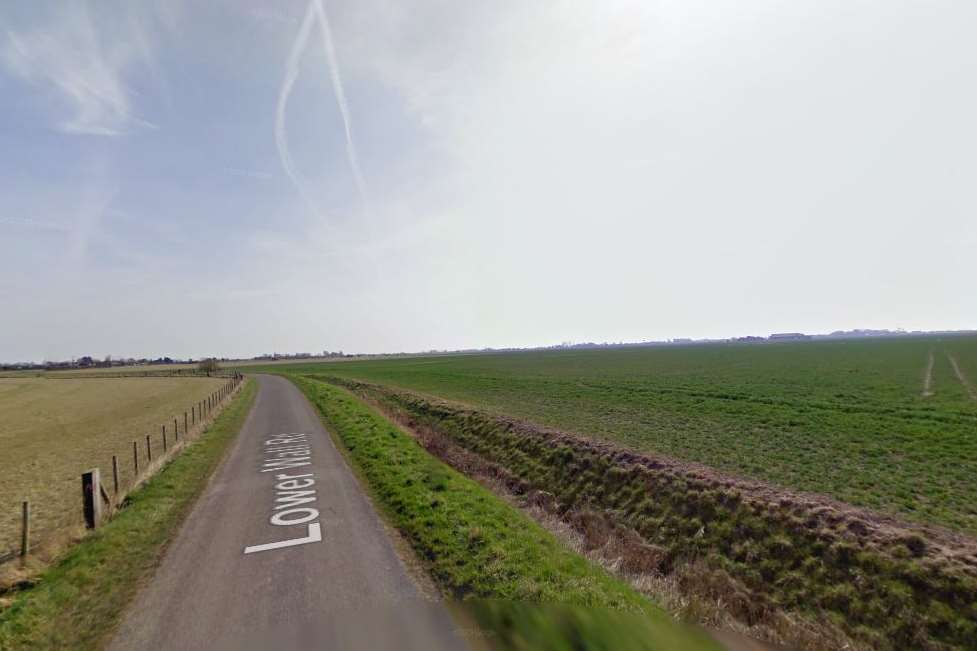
292, 376, 717, 651
0, 379, 256, 650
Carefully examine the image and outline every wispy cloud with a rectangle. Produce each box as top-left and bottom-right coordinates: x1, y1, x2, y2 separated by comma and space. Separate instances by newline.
67, 176, 116, 264
225, 167, 274, 181
0, 216, 69, 232
1, 4, 161, 136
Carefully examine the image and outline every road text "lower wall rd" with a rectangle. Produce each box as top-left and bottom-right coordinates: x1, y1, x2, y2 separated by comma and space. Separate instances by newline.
244, 432, 323, 554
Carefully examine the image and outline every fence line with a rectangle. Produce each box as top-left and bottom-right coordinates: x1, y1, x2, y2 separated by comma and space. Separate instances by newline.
0, 373, 245, 567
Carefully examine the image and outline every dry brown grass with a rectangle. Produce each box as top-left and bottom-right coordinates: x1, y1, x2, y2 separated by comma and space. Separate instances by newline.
0, 376, 225, 556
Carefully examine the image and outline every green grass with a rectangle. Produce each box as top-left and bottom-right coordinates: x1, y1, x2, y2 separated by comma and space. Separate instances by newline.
0, 379, 256, 650
242, 335, 977, 533
327, 377, 977, 649
293, 376, 717, 651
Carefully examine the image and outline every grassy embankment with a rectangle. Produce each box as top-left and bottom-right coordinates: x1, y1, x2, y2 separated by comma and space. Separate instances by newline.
293, 376, 718, 651
0, 379, 256, 650
330, 377, 977, 649
249, 335, 977, 534
0, 376, 228, 554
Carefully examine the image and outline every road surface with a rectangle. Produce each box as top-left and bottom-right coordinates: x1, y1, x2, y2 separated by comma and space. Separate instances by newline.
109, 374, 469, 651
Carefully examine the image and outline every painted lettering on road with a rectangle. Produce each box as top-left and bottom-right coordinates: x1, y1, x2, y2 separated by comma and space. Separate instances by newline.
244, 433, 323, 554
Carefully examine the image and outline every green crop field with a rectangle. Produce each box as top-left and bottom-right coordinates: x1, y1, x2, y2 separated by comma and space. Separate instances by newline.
248, 335, 977, 534
0, 376, 227, 556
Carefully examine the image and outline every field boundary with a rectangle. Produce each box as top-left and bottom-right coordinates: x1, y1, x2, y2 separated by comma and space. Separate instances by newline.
0, 374, 244, 570
323, 376, 977, 650
0, 379, 256, 650
40, 371, 241, 380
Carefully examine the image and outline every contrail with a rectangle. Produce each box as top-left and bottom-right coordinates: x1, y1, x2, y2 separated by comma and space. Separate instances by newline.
312, 0, 369, 207
275, 0, 369, 219
275, 0, 320, 219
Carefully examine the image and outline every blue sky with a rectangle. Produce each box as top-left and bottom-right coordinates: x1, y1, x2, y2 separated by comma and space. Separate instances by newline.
2, 0, 976, 362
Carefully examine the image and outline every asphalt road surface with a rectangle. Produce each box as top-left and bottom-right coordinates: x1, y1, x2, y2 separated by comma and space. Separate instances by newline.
109, 374, 469, 651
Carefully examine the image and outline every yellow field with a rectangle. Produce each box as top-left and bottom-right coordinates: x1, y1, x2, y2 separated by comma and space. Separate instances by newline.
0, 376, 226, 556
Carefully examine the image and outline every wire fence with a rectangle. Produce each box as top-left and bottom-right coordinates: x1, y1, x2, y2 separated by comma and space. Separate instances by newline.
0, 373, 244, 567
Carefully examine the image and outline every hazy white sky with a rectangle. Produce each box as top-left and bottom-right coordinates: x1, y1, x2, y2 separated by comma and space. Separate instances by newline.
1, 0, 975, 361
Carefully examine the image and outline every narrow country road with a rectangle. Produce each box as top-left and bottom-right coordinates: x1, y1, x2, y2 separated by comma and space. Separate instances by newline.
108, 374, 469, 651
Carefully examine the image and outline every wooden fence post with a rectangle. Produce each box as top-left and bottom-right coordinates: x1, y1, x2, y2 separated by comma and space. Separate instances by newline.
81, 469, 102, 529
21, 500, 30, 558
184, 411, 188, 435
174, 418, 179, 441
162, 425, 168, 452
192, 405, 196, 424
112, 455, 120, 494
133, 440, 139, 476
146, 434, 152, 462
